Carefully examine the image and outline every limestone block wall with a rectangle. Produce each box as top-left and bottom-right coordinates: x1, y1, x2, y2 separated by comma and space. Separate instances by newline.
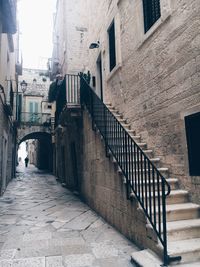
80, 109, 156, 250
53, 0, 89, 76
54, 112, 82, 191
0, 101, 14, 195
86, 0, 200, 203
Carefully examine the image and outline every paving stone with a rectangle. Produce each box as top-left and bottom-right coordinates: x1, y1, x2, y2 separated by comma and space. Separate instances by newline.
0, 165, 139, 266
0, 249, 16, 260
0, 257, 45, 267
45, 256, 64, 267
63, 210, 99, 230
94, 258, 134, 267
63, 253, 95, 267
91, 242, 119, 258
23, 232, 52, 242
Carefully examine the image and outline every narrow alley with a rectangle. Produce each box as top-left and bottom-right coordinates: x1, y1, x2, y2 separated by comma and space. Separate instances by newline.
0, 164, 138, 267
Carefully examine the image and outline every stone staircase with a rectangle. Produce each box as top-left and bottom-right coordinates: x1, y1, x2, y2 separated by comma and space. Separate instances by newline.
106, 103, 200, 265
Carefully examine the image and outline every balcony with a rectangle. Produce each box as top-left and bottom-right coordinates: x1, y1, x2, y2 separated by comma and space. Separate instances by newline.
48, 74, 81, 126
19, 112, 51, 127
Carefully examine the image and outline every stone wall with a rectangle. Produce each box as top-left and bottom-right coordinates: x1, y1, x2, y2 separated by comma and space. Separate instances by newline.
80, 109, 157, 251
53, 0, 89, 76
54, 110, 83, 191
0, 100, 15, 195
86, 0, 200, 203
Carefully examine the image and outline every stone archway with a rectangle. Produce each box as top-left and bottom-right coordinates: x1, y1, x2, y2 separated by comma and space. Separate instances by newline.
18, 131, 53, 172
17, 125, 51, 145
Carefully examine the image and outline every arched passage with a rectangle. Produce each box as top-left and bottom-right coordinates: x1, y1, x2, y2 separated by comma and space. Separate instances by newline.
18, 132, 53, 172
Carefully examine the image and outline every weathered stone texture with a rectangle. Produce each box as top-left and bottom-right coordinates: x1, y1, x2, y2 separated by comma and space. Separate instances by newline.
80, 110, 157, 251
0, 101, 15, 195
87, 0, 200, 203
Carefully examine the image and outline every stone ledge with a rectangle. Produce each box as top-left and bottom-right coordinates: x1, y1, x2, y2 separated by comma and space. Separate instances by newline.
131, 249, 162, 267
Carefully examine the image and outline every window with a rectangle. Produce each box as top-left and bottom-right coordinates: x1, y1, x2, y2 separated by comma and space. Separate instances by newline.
185, 112, 200, 176
108, 20, 116, 72
142, 0, 161, 33
29, 101, 39, 122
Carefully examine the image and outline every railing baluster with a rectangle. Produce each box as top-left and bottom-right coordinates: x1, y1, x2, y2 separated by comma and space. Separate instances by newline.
141, 152, 144, 205
130, 140, 134, 192
152, 167, 156, 226
144, 158, 148, 213
125, 132, 129, 199
157, 173, 161, 235
128, 136, 131, 190
137, 147, 140, 198
134, 143, 137, 195
162, 177, 168, 265
148, 161, 152, 221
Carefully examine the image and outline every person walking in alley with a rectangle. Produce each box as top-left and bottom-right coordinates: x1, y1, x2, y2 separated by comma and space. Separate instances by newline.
24, 157, 29, 167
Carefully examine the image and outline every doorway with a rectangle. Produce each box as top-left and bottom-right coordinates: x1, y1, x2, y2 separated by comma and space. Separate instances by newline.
1, 133, 8, 194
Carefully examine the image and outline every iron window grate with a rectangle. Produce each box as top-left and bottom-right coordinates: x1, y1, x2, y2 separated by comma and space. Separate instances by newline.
142, 0, 161, 33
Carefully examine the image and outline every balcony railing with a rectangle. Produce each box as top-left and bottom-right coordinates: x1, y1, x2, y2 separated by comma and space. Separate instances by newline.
19, 112, 51, 126
55, 74, 81, 126
66, 74, 80, 106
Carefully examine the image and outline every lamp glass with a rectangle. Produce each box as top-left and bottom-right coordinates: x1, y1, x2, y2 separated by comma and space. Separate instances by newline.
20, 80, 27, 93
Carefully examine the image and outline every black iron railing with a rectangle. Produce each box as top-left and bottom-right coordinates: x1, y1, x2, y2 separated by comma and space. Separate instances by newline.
80, 76, 172, 265
20, 112, 51, 126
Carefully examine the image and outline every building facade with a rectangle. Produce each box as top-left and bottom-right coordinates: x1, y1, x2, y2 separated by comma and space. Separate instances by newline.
0, 0, 19, 195
50, 0, 200, 264
17, 68, 53, 171
51, 0, 200, 203
86, 0, 200, 203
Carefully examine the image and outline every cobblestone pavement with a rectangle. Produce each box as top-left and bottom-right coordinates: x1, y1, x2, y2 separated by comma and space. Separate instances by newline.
0, 164, 139, 267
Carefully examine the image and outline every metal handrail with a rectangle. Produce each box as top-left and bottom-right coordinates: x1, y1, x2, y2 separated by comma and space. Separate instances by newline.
19, 112, 51, 126
80, 76, 171, 265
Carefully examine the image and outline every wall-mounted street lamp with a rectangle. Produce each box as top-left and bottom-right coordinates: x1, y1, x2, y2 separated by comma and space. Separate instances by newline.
89, 41, 100, 49
20, 80, 27, 93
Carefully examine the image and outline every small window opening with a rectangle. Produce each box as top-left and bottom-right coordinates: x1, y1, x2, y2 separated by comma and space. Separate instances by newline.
108, 20, 116, 72
185, 112, 200, 176
142, 0, 161, 33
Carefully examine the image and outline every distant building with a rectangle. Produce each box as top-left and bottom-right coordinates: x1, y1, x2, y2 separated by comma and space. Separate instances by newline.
17, 68, 53, 171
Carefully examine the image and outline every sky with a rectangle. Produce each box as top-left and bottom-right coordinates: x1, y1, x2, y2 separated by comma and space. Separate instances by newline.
18, 142, 27, 163
18, 0, 57, 70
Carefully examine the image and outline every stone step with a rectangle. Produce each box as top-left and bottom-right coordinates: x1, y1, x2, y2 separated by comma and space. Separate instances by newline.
131, 167, 169, 175
126, 129, 137, 135
123, 177, 178, 194
165, 203, 200, 222
166, 190, 188, 205
117, 167, 168, 176
115, 157, 160, 167
167, 218, 200, 241
149, 203, 200, 223
120, 122, 132, 129
143, 190, 188, 205
143, 149, 153, 157
168, 238, 200, 264
136, 178, 179, 191
111, 148, 153, 157
131, 248, 200, 267
105, 102, 112, 106
106, 133, 141, 141
130, 190, 188, 206
110, 142, 147, 149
